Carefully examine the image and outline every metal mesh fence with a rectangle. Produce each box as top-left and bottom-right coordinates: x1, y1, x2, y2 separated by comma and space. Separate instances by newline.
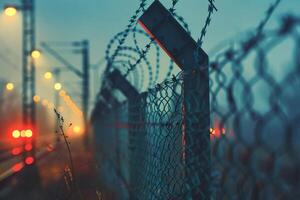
91, 0, 300, 199
209, 17, 300, 200
128, 76, 186, 199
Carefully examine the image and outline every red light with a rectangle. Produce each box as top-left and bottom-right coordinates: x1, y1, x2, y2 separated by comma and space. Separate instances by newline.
25, 156, 34, 165
12, 162, 24, 172
25, 129, 33, 138
222, 128, 226, 134
21, 130, 26, 137
24, 143, 33, 151
12, 130, 20, 138
11, 147, 22, 155
47, 144, 54, 152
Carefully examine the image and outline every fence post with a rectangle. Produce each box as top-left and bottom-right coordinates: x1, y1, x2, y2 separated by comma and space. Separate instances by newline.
108, 69, 140, 198
138, 1, 210, 198
182, 61, 210, 199
100, 88, 121, 170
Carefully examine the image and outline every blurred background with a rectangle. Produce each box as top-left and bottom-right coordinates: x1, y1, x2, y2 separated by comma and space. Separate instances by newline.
0, 0, 300, 199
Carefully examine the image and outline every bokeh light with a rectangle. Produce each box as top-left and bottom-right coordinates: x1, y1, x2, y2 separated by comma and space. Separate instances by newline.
25, 156, 34, 165
44, 72, 52, 80
6, 82, 14, 91
54, 83, 62, 90
12, 130, 20, 138
73, 125, 81, 134
42, 99, 48, 106
31, 50, 41, 59
33, 95, 40, 102
25, 129, 33, 138
59, 90, 66, 96
4, 6, 17, 17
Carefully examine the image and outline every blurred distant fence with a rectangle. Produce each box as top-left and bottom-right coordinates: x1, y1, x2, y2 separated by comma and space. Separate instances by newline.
91, 0, 300, 199
208, 15, 300, 199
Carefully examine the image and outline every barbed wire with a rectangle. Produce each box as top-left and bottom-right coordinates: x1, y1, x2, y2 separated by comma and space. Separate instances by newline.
104, 0, 192, 90
94, 15, 300, 198
105, 0, 149, 71
197, 0, 217, 47
92, 0, 300, 198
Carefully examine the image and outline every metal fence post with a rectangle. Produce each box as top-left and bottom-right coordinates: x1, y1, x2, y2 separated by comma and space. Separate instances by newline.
100, 88, 121, 170
107, 69, 141, 198
127, 94, 141, 199
138, 1, 210, 198
182, 61, 210, 199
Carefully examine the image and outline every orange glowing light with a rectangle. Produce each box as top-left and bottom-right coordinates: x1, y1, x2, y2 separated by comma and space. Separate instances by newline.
12, 162, 24, 173
48, 102, 54, 109
42, 99, 48, 106
11, 147, 22, 155
33, 95, 40, 102
20, 130, 26, 137
25, 156, 34, 165
12, 130, 20, 138
25, 129, 33, 138
64, 95, 70, 101
73, 126, 81, 134
59, 90, 66, 96
24, 143, 33, 151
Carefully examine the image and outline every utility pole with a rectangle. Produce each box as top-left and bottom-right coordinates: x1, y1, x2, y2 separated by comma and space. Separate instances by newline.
3, 0, 41, 194
4, 0, 40, 188
21, 2, 41, 192
82, 40, 89, 147
53, 68, 61, 142
22, 0, 36, 137
41, 40, 90, 148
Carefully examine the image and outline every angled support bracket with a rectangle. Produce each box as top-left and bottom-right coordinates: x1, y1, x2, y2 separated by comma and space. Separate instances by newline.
100, 87, 120, 109
108, 69, 139, 100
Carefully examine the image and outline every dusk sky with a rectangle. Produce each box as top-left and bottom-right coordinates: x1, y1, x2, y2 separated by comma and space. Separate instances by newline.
0, 1, 300, 199
0, 0, 299, 119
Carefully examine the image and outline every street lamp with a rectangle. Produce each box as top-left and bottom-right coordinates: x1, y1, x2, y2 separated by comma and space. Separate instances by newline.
33, 95, 40, 103
6, 82, 14, 91
73, 125, 82, 134
3, 0, 40, 189
3, 0, 37, 126
54, 83, 62, 91
59, 90, 66, 97
42, 99, 48, 106
44, 72, 52, 80
31, 49, 41, 59
4, 5, 18, 17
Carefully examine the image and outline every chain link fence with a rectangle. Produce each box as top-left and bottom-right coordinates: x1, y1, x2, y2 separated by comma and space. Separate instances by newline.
91, 0, 300, 199
209, 16, 300, 200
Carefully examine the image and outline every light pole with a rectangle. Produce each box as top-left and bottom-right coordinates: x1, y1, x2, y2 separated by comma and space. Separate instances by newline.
3, 0, 41, 192
53, 69, 62, 142
5, 82, 14, 91
41, 40, 90, 148
4, 0, 39, 142
80, 40, 89, 148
